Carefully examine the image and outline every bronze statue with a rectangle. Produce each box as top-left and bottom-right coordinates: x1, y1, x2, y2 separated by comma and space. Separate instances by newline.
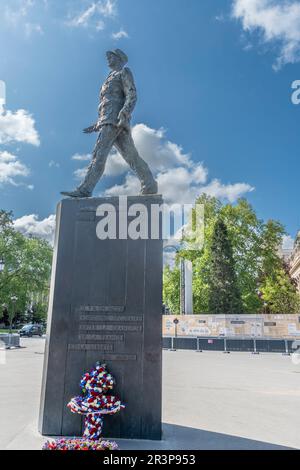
62, 49, 158, 198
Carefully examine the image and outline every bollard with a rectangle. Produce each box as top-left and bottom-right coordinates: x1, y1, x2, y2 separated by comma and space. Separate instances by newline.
223, 338, 230, 354
196, 337, 203, 353
169, 337, 176, 352
252, 338, 260, 355
282, 339, 291, 356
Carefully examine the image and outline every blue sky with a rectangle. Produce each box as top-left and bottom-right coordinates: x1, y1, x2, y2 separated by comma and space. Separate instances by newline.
0, 0, 300, 244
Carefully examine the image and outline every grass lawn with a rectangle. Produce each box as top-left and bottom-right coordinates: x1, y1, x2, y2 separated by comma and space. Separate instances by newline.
0, 329, 19, 334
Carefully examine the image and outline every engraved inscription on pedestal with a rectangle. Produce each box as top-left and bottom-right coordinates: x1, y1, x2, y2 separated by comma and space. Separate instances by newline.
78, 334, 124, 342
79, 314, 143, 322
77, 306, 125, 313
69, 305, 143, 359
68, 343, 113, 352
79, 324, 143, 332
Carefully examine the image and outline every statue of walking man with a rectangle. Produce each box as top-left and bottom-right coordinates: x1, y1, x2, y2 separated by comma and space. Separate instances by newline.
62, 49, 158, 198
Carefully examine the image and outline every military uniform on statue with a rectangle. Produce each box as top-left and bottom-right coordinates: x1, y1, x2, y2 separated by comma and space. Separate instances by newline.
61, 49, 158, 198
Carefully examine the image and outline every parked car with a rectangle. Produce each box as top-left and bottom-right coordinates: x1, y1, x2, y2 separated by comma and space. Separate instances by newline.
19, 324, 43, 337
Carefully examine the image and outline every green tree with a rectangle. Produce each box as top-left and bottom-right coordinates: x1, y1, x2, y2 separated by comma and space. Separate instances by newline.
0, 210, 53, 327
257, 220, 300, 313
163, 264, 180, 314
184, 195, 221, 313
260, 219, 285, 280
27, 301, 48, 325
220, 199, 263, 313
182, 196, 263, 313
208, 218, 242, 314
261, 268, 300, 314
163, 195, 298, 314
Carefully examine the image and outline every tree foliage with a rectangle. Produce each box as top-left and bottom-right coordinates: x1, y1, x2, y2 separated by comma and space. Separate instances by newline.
0, 210, 53, 327
163, 195, 300, 314
261, 268, 300, 314
208, 218, 242, 314
163, 264, 180, 314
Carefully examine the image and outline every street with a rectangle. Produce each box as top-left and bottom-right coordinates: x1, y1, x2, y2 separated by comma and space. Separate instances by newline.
1, 338, 299, 449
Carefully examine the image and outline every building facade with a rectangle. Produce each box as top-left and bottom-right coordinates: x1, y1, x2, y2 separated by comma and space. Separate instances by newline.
289, 231, 300, 293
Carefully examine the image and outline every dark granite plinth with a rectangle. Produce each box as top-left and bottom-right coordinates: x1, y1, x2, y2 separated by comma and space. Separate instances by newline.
39, 196, 163, 440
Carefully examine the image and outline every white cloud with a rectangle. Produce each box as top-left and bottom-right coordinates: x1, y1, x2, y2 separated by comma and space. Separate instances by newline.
72, 153, 91, 161
0, 109, 40, 146
0, 150, 30, 186
2, 1, 119, 37
105, 173, 140, 197
4, 0, 34, 25
215, 14, 226, 22
105, 152, 129, 176
67, 0, 117, 30
72, 150, 129, 178
198, 179, 254, 203
155, 166, 207, 204
14, 214, 56, 244
232, 0, 300, 69
49, 160, 60, 168
0, 81, 6, 114
99, 0, 117, 17
24, 22, 43, 37
132, 124, 195, 172
112, 28, 129, 40
0, 89, 39, 187
72, 153, 93, 180
90, 123, 255, 204
3, 0, 44, 36
68, 3, 97, 27
74, 167, 88, 180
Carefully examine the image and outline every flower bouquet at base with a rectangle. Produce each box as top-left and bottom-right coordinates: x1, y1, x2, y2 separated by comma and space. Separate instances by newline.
43, 438, 119, 451
43, 363, 125, 451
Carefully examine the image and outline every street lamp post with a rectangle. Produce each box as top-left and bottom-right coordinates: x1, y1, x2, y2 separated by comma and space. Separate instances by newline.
174, 318, 179, 339
170, 318, 179, 352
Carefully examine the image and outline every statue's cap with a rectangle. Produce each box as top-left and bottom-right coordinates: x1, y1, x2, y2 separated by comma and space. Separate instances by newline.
107, 49, 128, 65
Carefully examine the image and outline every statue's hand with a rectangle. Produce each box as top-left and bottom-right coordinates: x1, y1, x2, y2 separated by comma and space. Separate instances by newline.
117, 110, 130, 129
83, 123, 100, 134
83, 125, 95, 134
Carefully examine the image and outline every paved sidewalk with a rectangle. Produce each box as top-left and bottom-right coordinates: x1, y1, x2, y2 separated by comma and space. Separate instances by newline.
1, 339, 299, 450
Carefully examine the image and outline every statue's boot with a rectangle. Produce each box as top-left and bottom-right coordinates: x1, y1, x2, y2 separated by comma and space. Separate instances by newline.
61, 189, 91, 198
141, 181, 158, 196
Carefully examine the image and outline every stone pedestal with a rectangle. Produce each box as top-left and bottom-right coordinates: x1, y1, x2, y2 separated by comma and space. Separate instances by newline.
39, 196, 163, 440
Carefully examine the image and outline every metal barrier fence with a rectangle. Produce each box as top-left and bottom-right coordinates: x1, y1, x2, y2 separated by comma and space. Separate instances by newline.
163, 336, 295, 354
0, 334, 20, 349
